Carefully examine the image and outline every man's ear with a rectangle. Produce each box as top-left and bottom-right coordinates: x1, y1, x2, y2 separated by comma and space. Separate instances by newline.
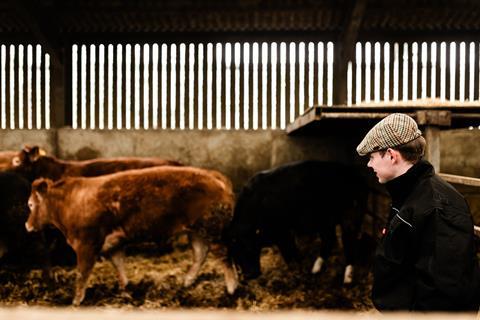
387, 148, 401, 163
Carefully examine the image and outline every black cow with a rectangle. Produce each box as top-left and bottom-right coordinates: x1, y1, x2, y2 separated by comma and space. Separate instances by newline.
0, 171, 37, 264
0, 169, 75, 268
224, 160, 368, 284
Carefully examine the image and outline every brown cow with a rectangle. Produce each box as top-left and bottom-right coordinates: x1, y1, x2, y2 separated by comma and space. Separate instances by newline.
0, 150, 22, 171
12, 146, 182, 181
25, 166, 238, 305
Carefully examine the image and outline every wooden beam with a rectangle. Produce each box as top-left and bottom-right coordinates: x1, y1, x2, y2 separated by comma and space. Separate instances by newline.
416, 110, 451, 126
437, 173, 480, 238
438, 173, 480, 188
334, 0, 367, 105
9, 0, 62, 65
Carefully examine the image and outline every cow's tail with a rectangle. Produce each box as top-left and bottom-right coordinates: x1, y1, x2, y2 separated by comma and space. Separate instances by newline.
209, 170, 235, 218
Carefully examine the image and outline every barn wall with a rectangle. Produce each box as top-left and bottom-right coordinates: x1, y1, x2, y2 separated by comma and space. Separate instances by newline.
0, 128, 478, 222
0, 129, 351, 192
441, 128, 480, 224
0, 130, 57, 154
440, 129, 480, 177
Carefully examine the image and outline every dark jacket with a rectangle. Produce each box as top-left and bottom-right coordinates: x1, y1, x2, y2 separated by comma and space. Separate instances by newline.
372, 160, 480, 311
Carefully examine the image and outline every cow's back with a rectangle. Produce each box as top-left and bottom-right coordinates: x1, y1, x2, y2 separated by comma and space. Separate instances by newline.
62, 166, 234, 242
73, 157, 182, 177
234, 161, 366, 233
29, 156, 182, 181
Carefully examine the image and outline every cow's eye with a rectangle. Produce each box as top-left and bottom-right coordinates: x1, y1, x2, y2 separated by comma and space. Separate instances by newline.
28, 202, 34, 209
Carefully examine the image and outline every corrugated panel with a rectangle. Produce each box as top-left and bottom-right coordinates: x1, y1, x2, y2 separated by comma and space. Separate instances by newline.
2, 0, 480, 36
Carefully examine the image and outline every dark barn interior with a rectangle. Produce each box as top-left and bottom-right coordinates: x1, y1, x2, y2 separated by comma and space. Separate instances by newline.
0, 0, 480, 318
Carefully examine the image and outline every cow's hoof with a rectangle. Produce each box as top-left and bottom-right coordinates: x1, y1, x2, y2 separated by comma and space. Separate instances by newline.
183, 275, 196, 287
226, 279, 238, 295
343, 264, 354, 285
72, 297, 83, 307
311, 257, 324, 274
119, 291, 132, 299
118, 277, 129, 290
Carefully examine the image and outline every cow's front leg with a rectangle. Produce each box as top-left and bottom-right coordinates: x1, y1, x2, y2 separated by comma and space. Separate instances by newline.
109, 250, 128, 289
73, 242, 98, 306
312, 227, 335, 274
210, 243, 238, 294
184, 233, 209, 287
340, 221, 359, 285
275, 231, 301, 269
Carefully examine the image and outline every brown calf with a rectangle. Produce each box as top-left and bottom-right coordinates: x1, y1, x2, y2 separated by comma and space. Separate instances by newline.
25, 166, 238, 305
13, 146, 182, 181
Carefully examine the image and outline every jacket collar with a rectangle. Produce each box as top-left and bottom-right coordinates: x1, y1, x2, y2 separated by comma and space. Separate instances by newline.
385, 160, 435, 208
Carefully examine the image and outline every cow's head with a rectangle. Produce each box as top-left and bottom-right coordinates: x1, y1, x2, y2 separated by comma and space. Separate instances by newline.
224, 224, 262, 280
25, 178, 53, 233
11, 146, 47, 180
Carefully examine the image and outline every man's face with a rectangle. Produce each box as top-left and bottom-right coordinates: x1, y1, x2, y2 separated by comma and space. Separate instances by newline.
367, 150, 396, 184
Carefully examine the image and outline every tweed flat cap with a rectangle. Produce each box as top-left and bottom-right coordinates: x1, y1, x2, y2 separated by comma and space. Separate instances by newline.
356, 113, 422, 156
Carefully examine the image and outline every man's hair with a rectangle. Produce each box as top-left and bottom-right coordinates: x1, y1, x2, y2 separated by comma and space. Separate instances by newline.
379, 136, 426, 163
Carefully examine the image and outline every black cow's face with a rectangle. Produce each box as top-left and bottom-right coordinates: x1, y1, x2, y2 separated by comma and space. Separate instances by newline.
226, 226, 262, 280
11, 146, 46, 181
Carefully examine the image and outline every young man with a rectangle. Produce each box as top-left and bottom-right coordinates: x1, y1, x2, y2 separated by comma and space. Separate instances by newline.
357, 113, 480, 312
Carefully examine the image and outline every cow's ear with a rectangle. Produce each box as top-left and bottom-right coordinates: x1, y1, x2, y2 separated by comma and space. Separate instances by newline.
35, 179, 49, 195
34, 191, 43, 202
26, 146, 42, 162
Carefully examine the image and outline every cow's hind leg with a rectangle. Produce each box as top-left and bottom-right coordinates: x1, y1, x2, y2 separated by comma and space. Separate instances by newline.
341, 227, 356, 285
210, 243, 238, 294
102, 229, 126, 254
184, 233, 209, 288
341, 215, 360, 285
109, 249, 129, 290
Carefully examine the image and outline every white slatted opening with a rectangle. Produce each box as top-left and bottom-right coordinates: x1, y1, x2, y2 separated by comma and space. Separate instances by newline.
0, 44, 50, 129
71, 42, 332, 130
349, 41, 480, 106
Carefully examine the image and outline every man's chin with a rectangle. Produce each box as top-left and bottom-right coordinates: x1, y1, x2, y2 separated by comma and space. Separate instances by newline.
378, 177, 387, 184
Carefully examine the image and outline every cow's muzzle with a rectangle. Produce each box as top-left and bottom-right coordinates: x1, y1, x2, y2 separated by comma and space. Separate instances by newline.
25, 222, 36, 233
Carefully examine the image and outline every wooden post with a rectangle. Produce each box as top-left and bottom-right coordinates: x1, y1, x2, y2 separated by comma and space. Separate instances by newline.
51, 52, 66, 128
333, 0, 367, 106
415, 110, 451, 172
423, 126, 441, 172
